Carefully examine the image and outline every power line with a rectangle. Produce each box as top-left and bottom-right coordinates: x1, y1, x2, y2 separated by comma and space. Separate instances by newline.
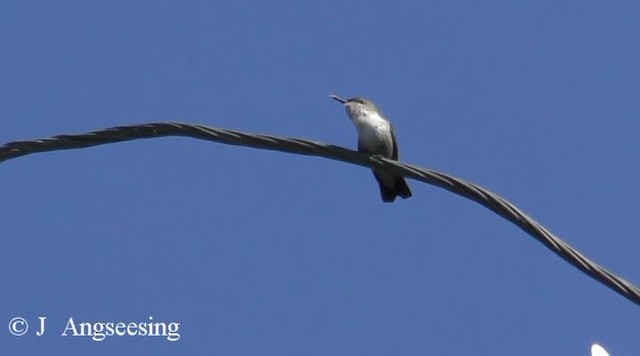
1, 122, 638, 306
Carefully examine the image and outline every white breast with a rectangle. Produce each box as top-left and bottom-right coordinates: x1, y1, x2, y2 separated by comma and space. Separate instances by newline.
348, 109, 393, 155
351, 111, 391, 140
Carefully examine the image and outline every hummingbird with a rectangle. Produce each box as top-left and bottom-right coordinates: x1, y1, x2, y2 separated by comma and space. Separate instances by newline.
330, 94, 412, 203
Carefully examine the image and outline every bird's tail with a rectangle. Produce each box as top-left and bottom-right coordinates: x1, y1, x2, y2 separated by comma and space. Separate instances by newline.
375, 172, 412, 203
394, 176, 412, 200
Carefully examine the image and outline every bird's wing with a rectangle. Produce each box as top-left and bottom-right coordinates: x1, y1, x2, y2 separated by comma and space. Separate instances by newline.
390, 124, 399, 160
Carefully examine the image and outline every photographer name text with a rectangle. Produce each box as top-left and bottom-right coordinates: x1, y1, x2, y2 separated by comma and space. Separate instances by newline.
8, 316, 180, 341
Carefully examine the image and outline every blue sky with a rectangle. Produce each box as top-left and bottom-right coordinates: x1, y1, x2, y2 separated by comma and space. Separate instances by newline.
1, 1, 638, 354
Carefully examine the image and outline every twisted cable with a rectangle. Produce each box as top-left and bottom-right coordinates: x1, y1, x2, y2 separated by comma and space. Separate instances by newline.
1, 122, 638, 305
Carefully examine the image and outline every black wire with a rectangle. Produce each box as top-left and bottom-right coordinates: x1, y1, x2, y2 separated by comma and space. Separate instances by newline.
1, 122, 638, 306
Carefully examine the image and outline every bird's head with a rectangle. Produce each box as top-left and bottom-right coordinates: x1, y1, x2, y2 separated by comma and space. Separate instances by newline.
329, 94, 379, 117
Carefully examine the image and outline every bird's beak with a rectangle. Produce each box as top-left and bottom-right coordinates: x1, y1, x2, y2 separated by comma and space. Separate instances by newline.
329, 94, 347, 104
